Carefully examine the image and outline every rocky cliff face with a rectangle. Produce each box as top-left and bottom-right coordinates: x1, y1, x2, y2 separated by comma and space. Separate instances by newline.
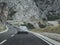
34, 0, 60, 21
0, 1, 9, 29
2, 0, 60, 29
14, 0, 42, 29
0, 0, 47, 29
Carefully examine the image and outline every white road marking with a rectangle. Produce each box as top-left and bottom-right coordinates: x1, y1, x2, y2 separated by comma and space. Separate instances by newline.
11, 34, 15, 37
0, 34, 15, 45
29, 31, 60, 45
0, 40, 7, 45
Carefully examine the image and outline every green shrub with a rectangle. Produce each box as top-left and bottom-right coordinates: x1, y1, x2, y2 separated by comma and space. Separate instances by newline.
26, 23, 35, 29
21, 23, 35, 29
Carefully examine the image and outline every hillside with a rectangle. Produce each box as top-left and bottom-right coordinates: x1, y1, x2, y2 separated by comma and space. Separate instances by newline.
0, 0, 60, 29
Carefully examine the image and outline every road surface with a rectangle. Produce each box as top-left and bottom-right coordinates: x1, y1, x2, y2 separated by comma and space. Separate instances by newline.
0, 23, 49, 45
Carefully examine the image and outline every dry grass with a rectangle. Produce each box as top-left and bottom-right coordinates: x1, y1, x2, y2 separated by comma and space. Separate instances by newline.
0, 26, 6, 32
31, 25, 60, 34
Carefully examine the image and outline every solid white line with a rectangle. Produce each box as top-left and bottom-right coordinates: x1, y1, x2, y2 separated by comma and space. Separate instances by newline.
28, 31, 60, 45
0, 40, 7, 45
0, 25, 8, 34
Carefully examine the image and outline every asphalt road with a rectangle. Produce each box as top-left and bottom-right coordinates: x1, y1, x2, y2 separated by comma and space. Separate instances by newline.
0, 23, 49, 45
0, 23, 17, 42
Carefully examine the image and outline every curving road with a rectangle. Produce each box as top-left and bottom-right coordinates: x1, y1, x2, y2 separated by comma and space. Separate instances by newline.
0, 23, 49, 45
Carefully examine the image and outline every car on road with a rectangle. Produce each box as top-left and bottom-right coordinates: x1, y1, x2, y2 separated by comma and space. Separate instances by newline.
17, 26, 28, 34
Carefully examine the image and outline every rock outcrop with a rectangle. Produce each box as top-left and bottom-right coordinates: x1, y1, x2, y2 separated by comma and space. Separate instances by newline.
34, 0, 60, 21
0, 2, 9, 29
0, 0, 48, 29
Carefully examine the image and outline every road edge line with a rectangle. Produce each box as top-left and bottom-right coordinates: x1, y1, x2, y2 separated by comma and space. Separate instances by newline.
0, 25, 8, 34
28, 31, 60, 45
